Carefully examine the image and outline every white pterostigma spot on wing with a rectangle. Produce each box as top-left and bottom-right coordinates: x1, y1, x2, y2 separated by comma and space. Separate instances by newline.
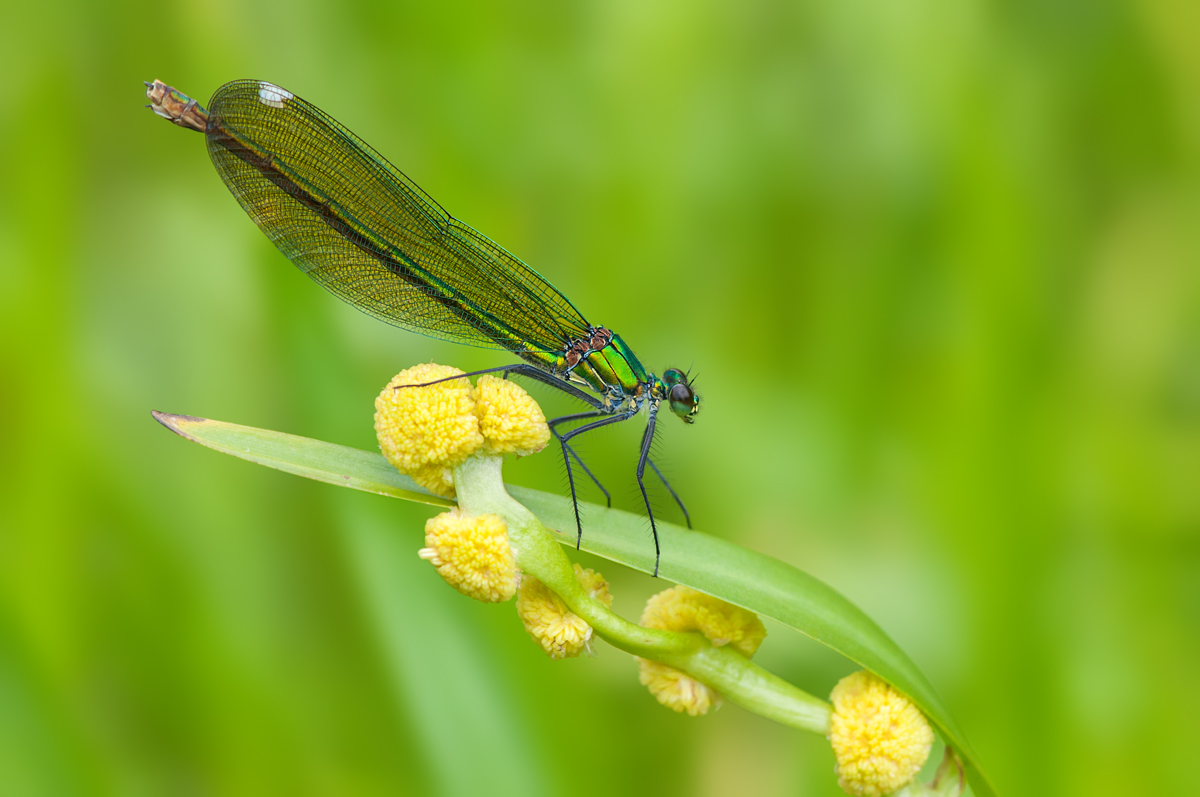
258, 82, 294, 108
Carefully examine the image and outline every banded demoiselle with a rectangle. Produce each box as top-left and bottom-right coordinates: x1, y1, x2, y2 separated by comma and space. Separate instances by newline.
145, 79, 700, 576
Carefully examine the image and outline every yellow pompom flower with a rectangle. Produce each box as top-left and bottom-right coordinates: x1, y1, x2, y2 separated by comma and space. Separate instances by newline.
637, 660, 721, 717
375, 363, 484, 498
637, 586, 767, 716
641, 586, 767, 656
418, 510, 517, 602
828, 670, 934, 796
376, 365, 552, 497
517, 564, 612, 659
476, 375, 551, 456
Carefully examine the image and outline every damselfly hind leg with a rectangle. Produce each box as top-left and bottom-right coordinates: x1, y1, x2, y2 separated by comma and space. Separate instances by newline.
394, 363, 605, 411
498, 364, 605, 409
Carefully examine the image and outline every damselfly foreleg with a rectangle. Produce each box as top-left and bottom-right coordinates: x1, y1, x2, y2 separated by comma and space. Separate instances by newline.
549, 411, 612, 507
648, 458, 691, 529
395, 363, 605, 411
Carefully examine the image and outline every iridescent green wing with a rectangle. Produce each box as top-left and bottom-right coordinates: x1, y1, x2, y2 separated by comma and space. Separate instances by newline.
204, 79, 591, 354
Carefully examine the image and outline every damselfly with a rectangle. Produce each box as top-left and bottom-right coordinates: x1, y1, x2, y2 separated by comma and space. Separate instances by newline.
145, 79, 700, 576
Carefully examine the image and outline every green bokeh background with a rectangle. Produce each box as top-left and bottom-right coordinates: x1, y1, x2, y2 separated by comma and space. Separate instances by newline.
2, 1, 1197, 794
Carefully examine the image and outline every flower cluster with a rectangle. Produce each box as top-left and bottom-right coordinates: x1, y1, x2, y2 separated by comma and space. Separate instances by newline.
828, 670, 934, 796
375, 364, 550, 498
476, 375, 551, 456
637, 586, 767, 716
376, 364, 549, 600
419, 510, 517, 602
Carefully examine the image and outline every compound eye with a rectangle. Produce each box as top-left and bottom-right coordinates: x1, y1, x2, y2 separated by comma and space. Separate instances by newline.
668, 383, 695, 420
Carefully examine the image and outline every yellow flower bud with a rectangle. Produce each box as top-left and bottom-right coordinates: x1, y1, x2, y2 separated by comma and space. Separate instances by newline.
375, 363, 484, 498
828, 670, 934, 796
637, 586, 767, 716
517, 564, 612, 659
418, 510, 516, 602
641, 585, 766, 656
475, 375, 551, 456
637, 659, 721, 717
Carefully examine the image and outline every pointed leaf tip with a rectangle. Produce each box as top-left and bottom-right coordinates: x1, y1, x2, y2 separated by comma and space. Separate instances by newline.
151, 411, 210, 440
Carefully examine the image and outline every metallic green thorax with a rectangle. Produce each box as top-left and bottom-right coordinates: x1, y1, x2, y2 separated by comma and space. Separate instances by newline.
519, 330, 654, 408
574, 333, 651, 401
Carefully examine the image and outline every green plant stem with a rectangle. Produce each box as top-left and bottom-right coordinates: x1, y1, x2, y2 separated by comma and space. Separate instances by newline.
453, 454, 832, 735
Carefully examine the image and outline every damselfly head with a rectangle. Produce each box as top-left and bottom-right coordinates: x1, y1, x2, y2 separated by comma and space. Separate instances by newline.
662, 368, 700, 424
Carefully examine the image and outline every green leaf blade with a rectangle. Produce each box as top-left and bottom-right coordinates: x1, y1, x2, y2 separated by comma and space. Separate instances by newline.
153, 412, 997, 796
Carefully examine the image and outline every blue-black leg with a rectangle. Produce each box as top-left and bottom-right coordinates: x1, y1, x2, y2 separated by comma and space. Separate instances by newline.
560, 409, 637, 548
648, 458, 691, 529
395, 362, 606, 411
549, 411, 612, 507
499, 364, 606, 410
635, 403, 663, 577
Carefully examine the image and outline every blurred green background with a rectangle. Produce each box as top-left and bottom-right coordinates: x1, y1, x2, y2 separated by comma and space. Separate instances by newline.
1, 0, 1197, 794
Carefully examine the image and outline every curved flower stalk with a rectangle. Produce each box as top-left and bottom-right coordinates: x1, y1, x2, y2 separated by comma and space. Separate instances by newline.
151, 362, 993, 797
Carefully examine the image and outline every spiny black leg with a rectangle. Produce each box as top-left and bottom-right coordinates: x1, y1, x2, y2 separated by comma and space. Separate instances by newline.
548, 411, 608, 428
498, 363, 605, 409
564, 442, 611, 507
561, 411, 636, 548
648, 458, 691, 529
549, 412, 612, 507
393, 364, 519, 387
396, 362, 605, 411
559, 437, 585, 547
635, 404, 662, 577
